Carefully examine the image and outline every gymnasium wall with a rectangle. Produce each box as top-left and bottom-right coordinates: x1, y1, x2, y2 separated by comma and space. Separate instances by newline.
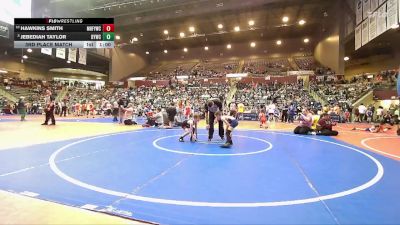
314, 35, 342, 74
314, 0, 345, 75
110, 47, 148, 81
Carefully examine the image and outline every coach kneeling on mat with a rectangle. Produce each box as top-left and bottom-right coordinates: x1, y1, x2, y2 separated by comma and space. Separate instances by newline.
205, 98, 224, 141
294, 109, 312, 135
316, 113, 338, 136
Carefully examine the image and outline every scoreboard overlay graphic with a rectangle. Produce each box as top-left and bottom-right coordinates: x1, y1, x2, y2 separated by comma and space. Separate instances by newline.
13, 18, 114, 48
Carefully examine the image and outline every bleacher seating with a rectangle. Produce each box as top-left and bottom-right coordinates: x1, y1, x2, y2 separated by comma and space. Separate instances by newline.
242, 58, 291, 76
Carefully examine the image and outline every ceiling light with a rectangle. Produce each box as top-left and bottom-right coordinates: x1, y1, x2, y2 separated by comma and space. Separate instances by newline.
183, 47, 188, 52
189, 26, 195, 32
234, 26, 240, 32
146, 51, 150, 55
299, 19, 306, 25
67, 60, 71, 63
303, 38, 309, 43
248, 20, 255, 26
227, 44, 231, 49
180, 32, 185, 37
163, 30, 169, 35
132, 37, 138, 42
276, 40, 282, 45
250, 42, 256, 47
204, 46, 209, 50
164, 49, 168, 53
22, 55, 28, 59
27, 48, 32, 53
282, 16, 289, 23
217, 24, 223, 29
116, 35, 121, 40
344, 56, 349, 61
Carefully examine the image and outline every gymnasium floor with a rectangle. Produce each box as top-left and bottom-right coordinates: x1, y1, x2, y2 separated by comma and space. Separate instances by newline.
0, 115, 399, 224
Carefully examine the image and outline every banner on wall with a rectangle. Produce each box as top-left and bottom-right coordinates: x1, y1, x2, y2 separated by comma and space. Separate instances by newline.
369, 12, 378, 40
355, 24, 362, 50
41, 48, 52, 55
0, 21, 9, 38
363, 0, 371, 20
78, 48, 87, 65
68, 48, 77, 62
356, 0, 363, 24
56, 48, 65, 59
361, 19, 369, 46
377, 2, 388, 35
371, 0, 379, 11
387, 0, 398, 28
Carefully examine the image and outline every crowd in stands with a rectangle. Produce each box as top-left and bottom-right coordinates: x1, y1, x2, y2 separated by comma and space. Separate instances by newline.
1, 68, 398, 135
242, 58, 290, 75
294, 57, 316, 70
310, 81, 374, 111
233, 82, 322, 122
0, 77, 65, 115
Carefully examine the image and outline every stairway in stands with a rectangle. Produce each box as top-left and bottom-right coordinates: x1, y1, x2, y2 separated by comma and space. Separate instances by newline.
288, 57, 299, 71
0, 85, 19, 103
55, 87, 68, 102
236, 59, 245, 73
225, 80, 238, 109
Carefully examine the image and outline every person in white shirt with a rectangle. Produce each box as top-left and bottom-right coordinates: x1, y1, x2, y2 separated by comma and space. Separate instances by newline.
358, 103, 367, 122
267, 102, 276, 121
112, 101, 119, 122
154, 108, 163, 127
376, 106, 384, 122
174, 110, 186, 126
122, 103, 136, 125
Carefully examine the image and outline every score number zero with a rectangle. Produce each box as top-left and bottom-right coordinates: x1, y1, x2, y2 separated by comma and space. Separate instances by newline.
90, 24, 114, 40
102, 24, 114, 41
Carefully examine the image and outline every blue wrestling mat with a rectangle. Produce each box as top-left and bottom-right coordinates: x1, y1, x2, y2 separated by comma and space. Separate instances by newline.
0, 129, 399, 224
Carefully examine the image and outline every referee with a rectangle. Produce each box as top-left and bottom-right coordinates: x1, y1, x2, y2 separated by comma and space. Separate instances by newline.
205, 98, 224, 141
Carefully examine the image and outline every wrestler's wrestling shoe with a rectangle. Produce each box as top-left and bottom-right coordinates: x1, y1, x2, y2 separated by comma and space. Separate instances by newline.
220, 143, 232, 148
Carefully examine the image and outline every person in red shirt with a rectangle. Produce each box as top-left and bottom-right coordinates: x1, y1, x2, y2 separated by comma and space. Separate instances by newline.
88, 101, 95, 118
316, 113, 338, 136
81, 102, 87, 117
344, 109, 350, 123
259, 109, 267, 129
185, 104, 191, 119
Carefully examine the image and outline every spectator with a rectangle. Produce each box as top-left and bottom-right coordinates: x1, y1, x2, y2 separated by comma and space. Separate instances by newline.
316, 113, 339, 136
294, 109, 313, 135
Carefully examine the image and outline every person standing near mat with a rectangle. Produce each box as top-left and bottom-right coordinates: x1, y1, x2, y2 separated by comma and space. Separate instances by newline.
17, 96, 27, 121
215, 110, 239, 148
118, 95, 127, 124
205, 98, 224, 141
178, 113, 200, 142
42, 90, 56, 125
